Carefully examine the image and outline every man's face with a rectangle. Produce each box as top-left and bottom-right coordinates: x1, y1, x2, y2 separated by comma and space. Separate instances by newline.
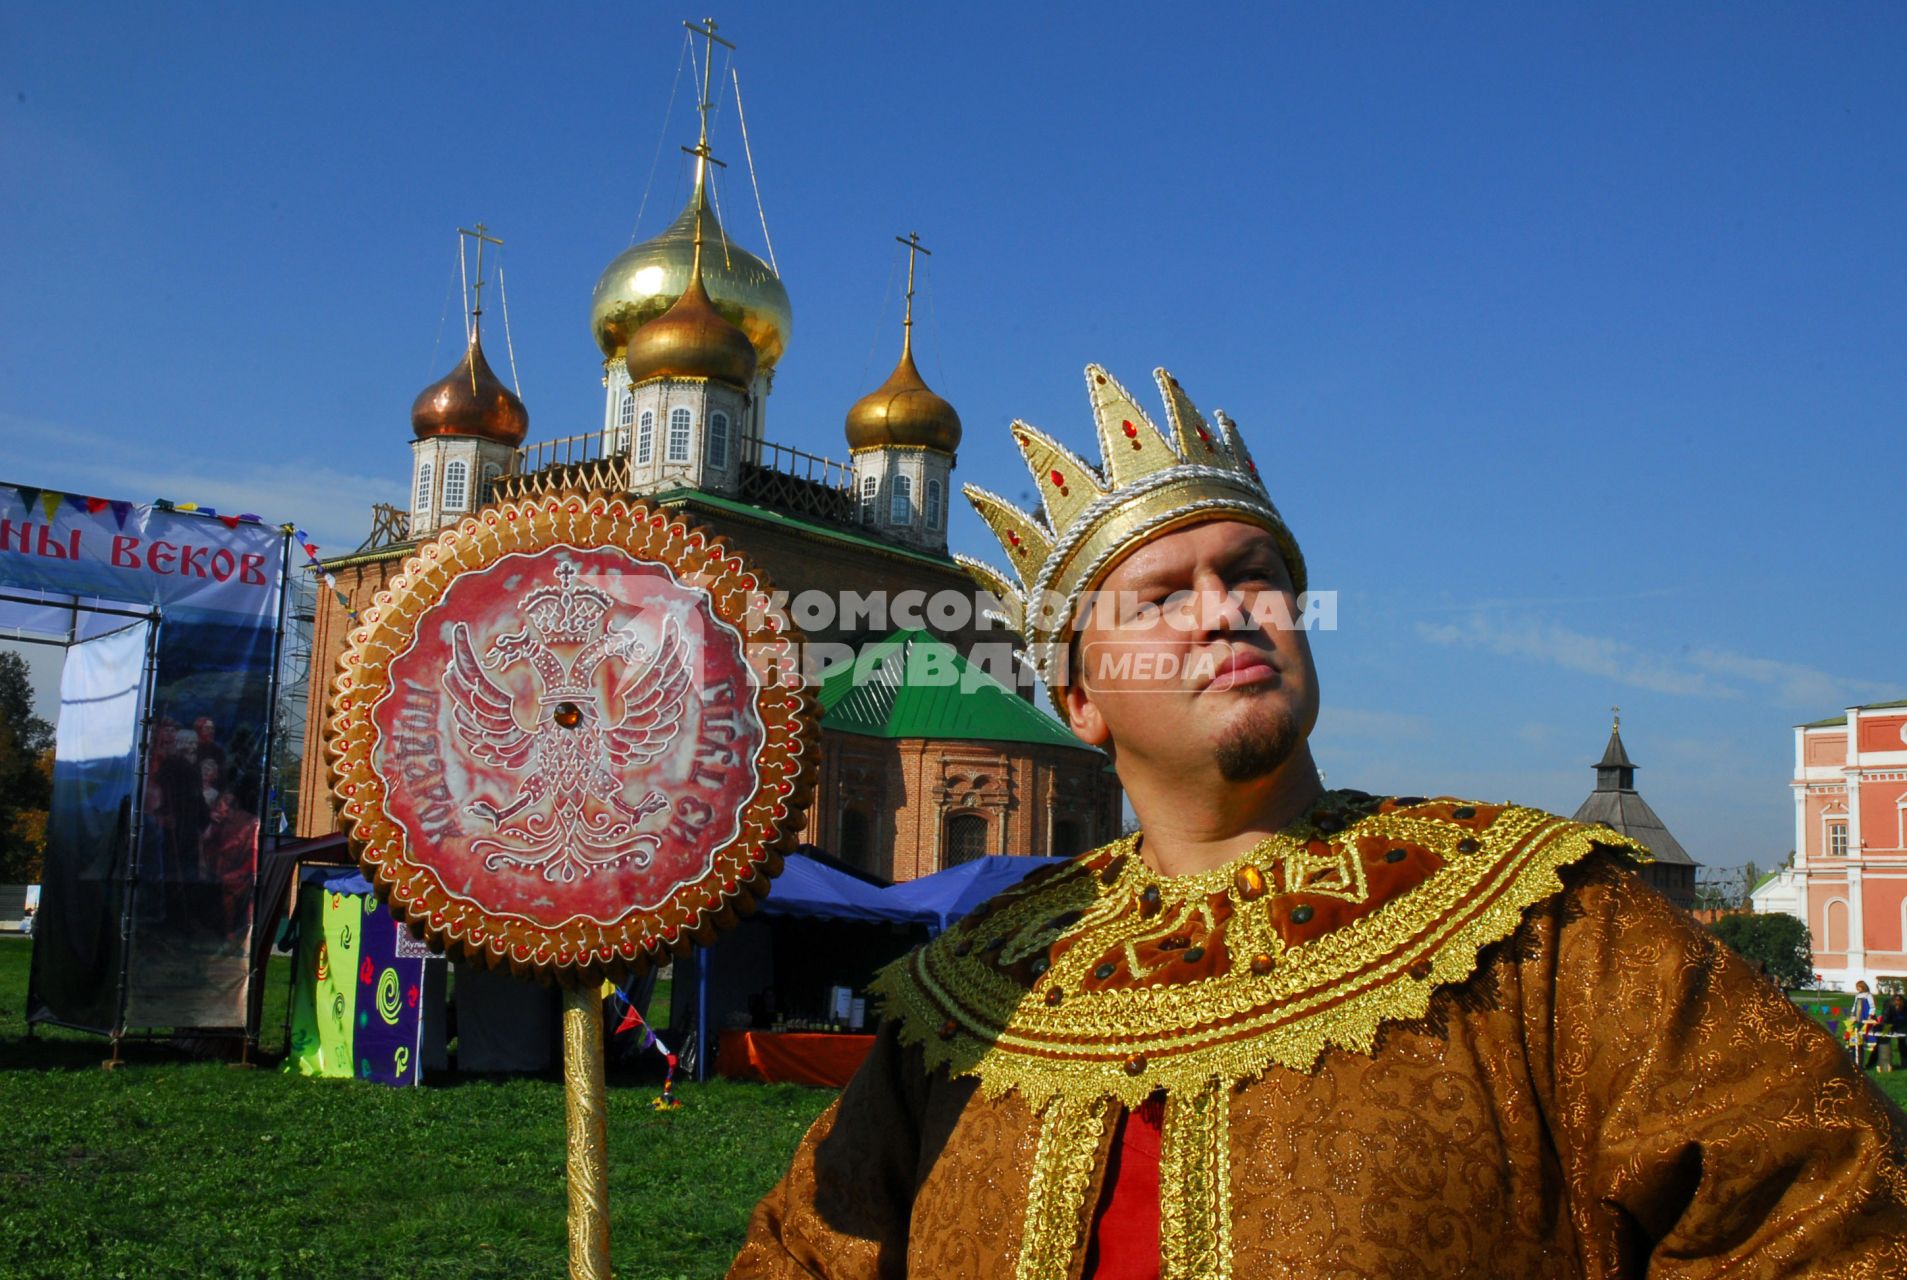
1061, 520, 1318, 783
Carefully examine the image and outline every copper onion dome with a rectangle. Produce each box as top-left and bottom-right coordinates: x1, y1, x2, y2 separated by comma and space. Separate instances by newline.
624, 224, 760, 390
411, 330, 529, 446
845, 342, 962, 454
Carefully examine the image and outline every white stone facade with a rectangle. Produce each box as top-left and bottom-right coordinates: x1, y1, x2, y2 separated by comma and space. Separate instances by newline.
409, 434, 515, 538
850, 445, 952, 555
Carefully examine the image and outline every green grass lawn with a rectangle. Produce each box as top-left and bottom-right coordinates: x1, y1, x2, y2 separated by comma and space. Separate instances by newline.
0, 936, 831, 1279
6, 935, 1907, 1279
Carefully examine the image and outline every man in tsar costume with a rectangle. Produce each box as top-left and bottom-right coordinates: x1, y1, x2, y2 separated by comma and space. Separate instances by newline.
730, 366, 1907, 1278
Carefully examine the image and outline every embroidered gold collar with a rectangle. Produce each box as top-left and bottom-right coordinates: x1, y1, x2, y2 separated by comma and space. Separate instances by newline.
872, 794, 1648, 1108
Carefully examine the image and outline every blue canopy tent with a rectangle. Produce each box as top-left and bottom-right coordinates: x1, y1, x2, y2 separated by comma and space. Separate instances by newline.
756, 854, 941, 927
677, 852, 1062, 1080
887, 855, 1063, 932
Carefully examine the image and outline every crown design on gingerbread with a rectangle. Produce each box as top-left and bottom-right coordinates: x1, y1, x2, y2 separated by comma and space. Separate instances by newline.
523, 561, 614, 647
958, 364, 1306, 702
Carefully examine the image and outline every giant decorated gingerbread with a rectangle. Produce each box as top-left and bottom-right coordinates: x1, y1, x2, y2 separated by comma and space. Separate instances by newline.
326, 491, 815, 985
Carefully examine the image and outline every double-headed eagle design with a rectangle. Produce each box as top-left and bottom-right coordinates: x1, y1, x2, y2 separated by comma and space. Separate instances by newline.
441, 562, 693, 883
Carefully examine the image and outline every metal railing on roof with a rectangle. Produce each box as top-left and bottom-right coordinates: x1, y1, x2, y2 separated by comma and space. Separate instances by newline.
753, 439, 854, 492
500, 428, 867, 528
515, 432, 607, 474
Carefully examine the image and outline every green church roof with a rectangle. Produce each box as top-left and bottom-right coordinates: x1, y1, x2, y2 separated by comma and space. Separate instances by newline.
1799, 696, 1907, 729
817, 629, 1098, 753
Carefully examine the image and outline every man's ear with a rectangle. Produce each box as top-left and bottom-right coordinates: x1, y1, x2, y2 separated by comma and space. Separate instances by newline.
1061, 678, 1109, 748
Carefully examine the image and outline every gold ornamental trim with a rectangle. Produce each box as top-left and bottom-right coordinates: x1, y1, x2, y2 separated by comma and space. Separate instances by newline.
1159, 1079, 1233, 1280
872, 799, 1648, 1109
1014, 1095, 1109, 1280
325, 491, 816, 985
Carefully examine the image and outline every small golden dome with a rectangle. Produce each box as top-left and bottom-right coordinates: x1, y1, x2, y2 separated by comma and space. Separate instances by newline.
624, 265, 759, 389
411, 332, 528, 446
590, 188, 790, 370
845, 344, 962, 453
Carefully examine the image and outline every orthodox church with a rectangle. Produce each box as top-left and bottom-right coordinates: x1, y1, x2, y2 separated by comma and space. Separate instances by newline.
294, 40, 1120, 879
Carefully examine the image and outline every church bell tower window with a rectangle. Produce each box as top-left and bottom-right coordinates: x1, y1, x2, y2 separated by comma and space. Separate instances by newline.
667, 407, 693, 462
860, 476, 877, 523
612, 391, 634, 453
925, 478, 943, 530
415, 461, 433, 513
442, 460, 469, 512
890, 473, 913, 525
636, 410, 655, 464
708, 411, 730, 469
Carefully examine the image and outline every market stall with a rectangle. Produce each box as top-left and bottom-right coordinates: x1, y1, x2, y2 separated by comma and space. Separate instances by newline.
690, 851, 1062, 1085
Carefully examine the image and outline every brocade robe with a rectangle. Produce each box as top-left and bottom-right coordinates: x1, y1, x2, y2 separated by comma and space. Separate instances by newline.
731, 797, 1907, 1279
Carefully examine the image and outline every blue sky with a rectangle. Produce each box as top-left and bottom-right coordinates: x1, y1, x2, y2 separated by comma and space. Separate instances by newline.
4, 3, 1902, 870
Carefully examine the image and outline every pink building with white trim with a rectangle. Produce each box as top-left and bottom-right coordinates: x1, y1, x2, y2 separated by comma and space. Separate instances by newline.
1792, 698, 1907, 990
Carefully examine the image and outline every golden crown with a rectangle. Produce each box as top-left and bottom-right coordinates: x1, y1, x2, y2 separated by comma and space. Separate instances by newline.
958, 364, 1305, 699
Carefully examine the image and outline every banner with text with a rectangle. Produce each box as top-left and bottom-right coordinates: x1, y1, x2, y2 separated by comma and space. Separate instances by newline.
0, 486, 284, 625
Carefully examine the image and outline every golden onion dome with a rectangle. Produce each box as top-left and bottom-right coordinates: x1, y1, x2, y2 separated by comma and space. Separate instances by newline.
590, 188, 790, 371
845, 343, 962, 454
411, 331, 529, 446
624, 262, 759, 389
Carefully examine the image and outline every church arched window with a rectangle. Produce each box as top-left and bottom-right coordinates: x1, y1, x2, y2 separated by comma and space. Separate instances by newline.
442, 460, 469, 511
860, 476, 877, 523
890, 474, 913, 525
1052, 817, 1084, 859
944, 812, 988, 867
619, 391, 636, 428
708, 411, 730, 469
667, 407, 693, 462
635, 410, 655, 465
925, 478, 943, 530
415, 461, 433, 513
480, 463, 502, 502
839, 809, 871, 871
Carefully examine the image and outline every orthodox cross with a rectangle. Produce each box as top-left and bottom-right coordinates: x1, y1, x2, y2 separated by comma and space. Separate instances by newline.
896, 231, 931, 351
1611, 704, 1621, 731
682, 17, 733, 183
459, 222, 504, 323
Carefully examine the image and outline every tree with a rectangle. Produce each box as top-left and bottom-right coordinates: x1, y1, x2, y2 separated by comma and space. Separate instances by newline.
0, 651, 54, 881
1709, 912, 1814, 990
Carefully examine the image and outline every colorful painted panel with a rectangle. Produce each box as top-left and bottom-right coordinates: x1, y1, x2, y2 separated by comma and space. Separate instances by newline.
287, 886, 363, 1079
353, 895, 425, 1086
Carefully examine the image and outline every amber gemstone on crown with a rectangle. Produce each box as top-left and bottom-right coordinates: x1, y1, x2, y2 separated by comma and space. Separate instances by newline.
1234, 864, 1267, 900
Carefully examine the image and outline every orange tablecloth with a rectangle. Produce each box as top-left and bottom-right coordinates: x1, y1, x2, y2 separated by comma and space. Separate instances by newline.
716, 1030, 876, 1088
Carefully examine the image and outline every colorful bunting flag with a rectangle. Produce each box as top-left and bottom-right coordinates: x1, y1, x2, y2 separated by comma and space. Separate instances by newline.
292, 527, 358, 621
